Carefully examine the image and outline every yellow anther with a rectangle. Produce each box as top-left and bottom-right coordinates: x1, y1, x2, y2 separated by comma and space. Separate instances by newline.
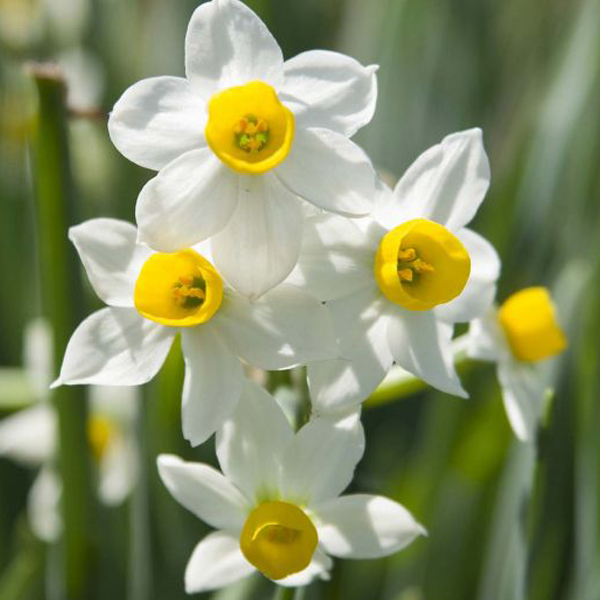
178, 275, 193, 286
398, 248, 417, 262
412, 258, 435, 273
398, 268, 414, 282
234, 118, 248, 135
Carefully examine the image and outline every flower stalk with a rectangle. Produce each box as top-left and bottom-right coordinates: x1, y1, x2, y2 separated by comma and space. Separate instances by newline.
29, 64, 95, 600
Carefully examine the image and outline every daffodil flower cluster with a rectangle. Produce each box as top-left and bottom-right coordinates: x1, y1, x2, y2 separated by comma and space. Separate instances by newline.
47, 0, 568, 590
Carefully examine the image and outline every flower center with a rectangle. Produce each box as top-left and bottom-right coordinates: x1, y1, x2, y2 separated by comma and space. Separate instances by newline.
374, 219, 471, 311
205, 81, 295, 175
240, 501, 318, 581
133, 249, 223, 328
498, 287, 567, 362
87, 416, 115, 462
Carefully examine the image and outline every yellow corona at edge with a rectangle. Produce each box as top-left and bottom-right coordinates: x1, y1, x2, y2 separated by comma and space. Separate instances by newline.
205, 81, 295, 175
133, 249, 223, 328
240, 501, 318, 580
374, 219, 471, 311
498, 286, 567, 362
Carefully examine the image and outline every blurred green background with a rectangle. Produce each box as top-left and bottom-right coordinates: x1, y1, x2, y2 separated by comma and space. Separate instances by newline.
1, 0, 599, 599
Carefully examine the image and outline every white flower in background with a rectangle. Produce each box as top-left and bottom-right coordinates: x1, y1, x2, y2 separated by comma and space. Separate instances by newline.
0, 0, 89, 49
108, 0, 378, 298
0, 319, 138, 542
53, 218, 336, 446
158, 381, 425, 593
467, 287, 567, 441
290, 129, 501, 412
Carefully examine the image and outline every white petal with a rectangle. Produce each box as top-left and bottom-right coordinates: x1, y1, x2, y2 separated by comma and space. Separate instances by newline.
69, 219, 151, 307
28, 467, 62, 543
213, 285, 337, 371
216, 380, 293, 501
281, 50, 377, 137
288, 214, 376, 302
435, 228, 501, 323
185, 0, 283, 94
314, 494, 425, 559
89, 385, 139, 424
53, 307, 174, 387
180, 326, 245, 446
136, 148, 239, 252
280, 408, 365, 505
211, 174, 303, 299
277, 547, 333, 587
157, 454, 248, 532
0, 404, 56, 465
185, 531, 255, 594
108, 76, 206, 171
498, 359, 547, 442
308, 288, 393, 412
466, 309, 503, 362
387, 311, 467, 397
276, 128, 375, 216
98, 433, 138, 505
377, 128, 490, 231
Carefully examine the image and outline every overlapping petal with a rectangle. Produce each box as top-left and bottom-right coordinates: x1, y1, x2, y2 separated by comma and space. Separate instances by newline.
69, 219, 151, 307
216, 381, 293, 501
157, 455, 248, 532
289, 214, 375, 302
185, 531, 255, 593
376, 128, 490, 231
315, 495, 425, 559
136, 148, 239, 252
308, 288, 394, 412
180, 325, 245, 446
213, 285, 337, 370
211, 174, 303, 298
280, 408, 365, 505
276, 127, 375, 216
498, 359, 547, 442
185, 0, 283, 94
108, 76, 206, 170
387, 310, 467, 398
278, 548, 333, 587
281, 50, 377, 137
53, 307, 175, 387
435, 228, 501, 323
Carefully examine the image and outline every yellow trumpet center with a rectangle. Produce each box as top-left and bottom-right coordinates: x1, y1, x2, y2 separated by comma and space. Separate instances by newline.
374, 219, 471, 311
87, 416, 115, 462
133, 249, 223, 328
205, 81, 295, 175
498, 287, 567, 362
240, 501, 318, 581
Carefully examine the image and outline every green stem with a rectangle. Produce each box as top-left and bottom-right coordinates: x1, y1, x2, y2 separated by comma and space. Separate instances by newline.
272, 585, 296, 600
29, 63, 95, 600
127, 394, 152, 600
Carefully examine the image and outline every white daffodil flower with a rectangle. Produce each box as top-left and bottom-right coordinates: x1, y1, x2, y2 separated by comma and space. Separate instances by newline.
158, 381, 425, 593
53, 218, 336, 446
290, 129, 501, 412
467, 287, 567, 441
0, 319, 138, 541
108, 0, 378, 298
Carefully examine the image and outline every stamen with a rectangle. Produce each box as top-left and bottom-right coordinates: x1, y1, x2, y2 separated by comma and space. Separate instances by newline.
235, 115, 270, 154
398, 268, 414, 282
397, 246, 434, 284
172, 275, 206, 309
